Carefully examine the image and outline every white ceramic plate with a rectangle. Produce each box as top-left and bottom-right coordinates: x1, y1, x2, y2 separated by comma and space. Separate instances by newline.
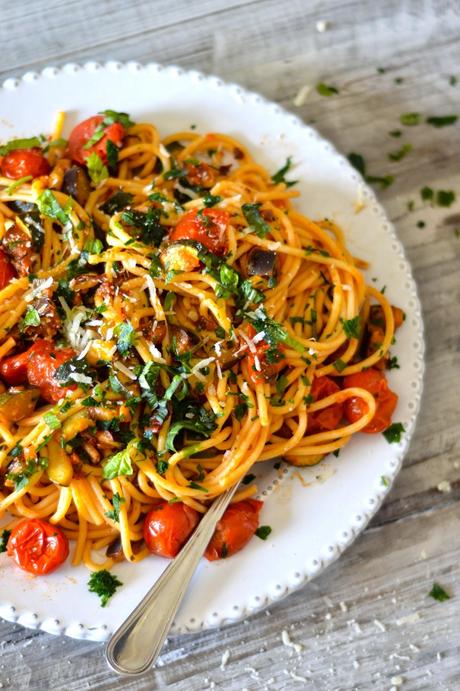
0, 62, 424, 642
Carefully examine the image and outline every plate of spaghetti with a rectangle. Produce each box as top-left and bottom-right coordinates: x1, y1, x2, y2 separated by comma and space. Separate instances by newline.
0, 62, 424, 640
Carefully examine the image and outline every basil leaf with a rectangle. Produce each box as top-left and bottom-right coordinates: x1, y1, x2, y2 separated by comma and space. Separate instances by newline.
271, 157, 297, 187
103, 445, 134, 480
242, 203, 271, 238
100, 191, 133, 215
0, 137, 42, 156
36, 190, 71, 226
87, 152, 109, 185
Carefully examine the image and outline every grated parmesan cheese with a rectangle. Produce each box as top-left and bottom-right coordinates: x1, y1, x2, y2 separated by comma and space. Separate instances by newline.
24, 276, 53, 303
374, 618, 386, 632
281, 629, 303, 654
114, 361, 137, 380
293, 84, 311, 107
68, 372, 92, 385
437, 480, 452, 493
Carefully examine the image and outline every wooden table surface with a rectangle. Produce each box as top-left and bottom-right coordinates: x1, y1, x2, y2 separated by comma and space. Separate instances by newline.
1, 1, 459, 689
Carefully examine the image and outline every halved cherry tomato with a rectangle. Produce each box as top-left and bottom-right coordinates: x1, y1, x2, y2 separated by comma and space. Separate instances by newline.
7, 519, 69, 575
307, 376, 344, 433
245, 325, 285, 385
205, 499, 263, 561
26, 340, 76, 403
143, 501, 200, 558
68, 115, 125, 166
343, 368, 398, 433
0, 249, 16, 289
0, 347, 32, 385
169, 208, 229, 255
1, 148, 50, 179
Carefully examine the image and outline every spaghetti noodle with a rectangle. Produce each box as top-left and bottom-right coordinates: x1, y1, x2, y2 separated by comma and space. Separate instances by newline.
0, 111, 404, 575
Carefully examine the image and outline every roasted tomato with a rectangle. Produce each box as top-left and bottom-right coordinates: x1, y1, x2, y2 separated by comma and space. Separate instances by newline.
307, 376, 344, 433
169, 208, 229, 255
1, 148, 50, 179
205, 499, 263, 561
343, 368, 398, 433
0, 340, 76, 402
143, 502, 200, 558
0, 249, 16, 289
26, 340, 76, 403
246, 326, 285, 385
68, 115, 125, 166
7, 519, 69, 575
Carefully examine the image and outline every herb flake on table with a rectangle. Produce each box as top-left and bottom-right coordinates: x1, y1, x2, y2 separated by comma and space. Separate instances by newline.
429, 582, 451, 602
388, 143, 412, 161
316, 82, 339, 96
400, 112, 421, 126
426, 115, 458, 128
271, 157, 298, 187
88, 569, 123, 607
347, 152, 394, 189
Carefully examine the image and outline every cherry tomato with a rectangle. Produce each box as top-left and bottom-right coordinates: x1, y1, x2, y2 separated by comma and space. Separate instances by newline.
205, 499, 263, 561
143, 502, 200, 558
245, 325, 285, 385
0, 249, 16, 289
343, 368, 398, 433
1, 148, 50, 179
307, 376, 344, 433
169, 208, 229, 255
0, 348, 31, 385
7, 519, 69, 575
26, 340, 76, 403
68, 115, 125, 166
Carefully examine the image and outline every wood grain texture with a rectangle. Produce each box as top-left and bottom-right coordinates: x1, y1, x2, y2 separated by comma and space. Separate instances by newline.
1, 0, 460, 688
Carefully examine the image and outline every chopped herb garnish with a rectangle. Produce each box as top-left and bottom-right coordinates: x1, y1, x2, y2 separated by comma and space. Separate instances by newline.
387, 356, 400, 370
333, 358, 347, 373
417, 220, 425, 228
115, 321, 136, 356
348, 153, 394, 189
341, 316, 360, 339
87, 152, 109, 185
188, 481, 208, 492
103, 442, 136, 479
436, 190, 455, 207
88, 569, 123, 607
271, 157, 297, 187
242, 203, 271, 238
105, 493, 126, 522
0, 529, 11, 552
389, 129, 402, 138
255, 525, 272, 540
43, 412, 61, 430
36, 189, 71, 226
0, 137, 42, 156
428, 582, 451, 602
383, 422, 405, 443
203, 193, 223, 207
20, 306, 41, 330
242, 474, 256, 485
100, 191, 133, 215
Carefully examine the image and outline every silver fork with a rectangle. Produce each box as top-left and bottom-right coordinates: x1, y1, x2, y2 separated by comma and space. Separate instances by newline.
105, 483, 239, 676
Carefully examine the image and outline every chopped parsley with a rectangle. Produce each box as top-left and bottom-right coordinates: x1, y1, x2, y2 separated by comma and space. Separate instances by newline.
7, 458, 47, 490
100, 191, 133, 215
43, 412, 61, 430
115, 321, 136, 356
242, 473, 256, 485
271, 157, 297, 187
347, 153, 394, 189
0, 136, 42, 156
165, 405, 217, 453
428, 582, 451, 602
120, 208, 166, 246
341, 316, 360, 339
387, 356, 400, 370
333, 358, 347, 373
388, 143, 412, 161
20, 306, 41, 331
203, 193, 222, 207
84, 110, 133, 150
103, 442, 136, 480
36, 189, 71, 226
242, 203, 271, 238
426, 115, 457, 128
421, 186, 433, 200
417, 220, 425, 228
437, 190, 456, 207
383, 422, 405, 443
0, 529, 11, 552
105, 493, 126, 522
255, 525, 272, 540
400, 112, 421, 126
86, 152, 108, 185
106, 139, 119, 174
316, 82, 339, 96
389, 129, 402, 138
88, 569, 123, 607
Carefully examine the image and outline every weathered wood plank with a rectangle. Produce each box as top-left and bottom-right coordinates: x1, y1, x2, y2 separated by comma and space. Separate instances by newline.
0, 0, 459, 688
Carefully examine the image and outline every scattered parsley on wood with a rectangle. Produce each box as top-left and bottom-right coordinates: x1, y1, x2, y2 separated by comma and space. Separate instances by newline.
347, 153, 394, 189
377, 67, 386, 74
400, 112, 421, 126
316, 82, 339, 96
417, 220, 425, 228
448, 76, 457, 86
388, 143, 412, 161
383, 422, 405, 443
437, 190, 456, 207
88, 569, 123, 607
429, 582, 451, 602
426, 115, 458, 128
389, 129, 402, 138
255, 525, 272, 540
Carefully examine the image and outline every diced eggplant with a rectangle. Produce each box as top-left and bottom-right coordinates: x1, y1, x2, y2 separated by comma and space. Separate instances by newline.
62, 165, 92, 206
0, 388, 40, 422
2, 223, 33, 276
246, 248, 277, 277
170, 325, 193, 355
106, 536, 124, 562
18, 211, 45, 251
